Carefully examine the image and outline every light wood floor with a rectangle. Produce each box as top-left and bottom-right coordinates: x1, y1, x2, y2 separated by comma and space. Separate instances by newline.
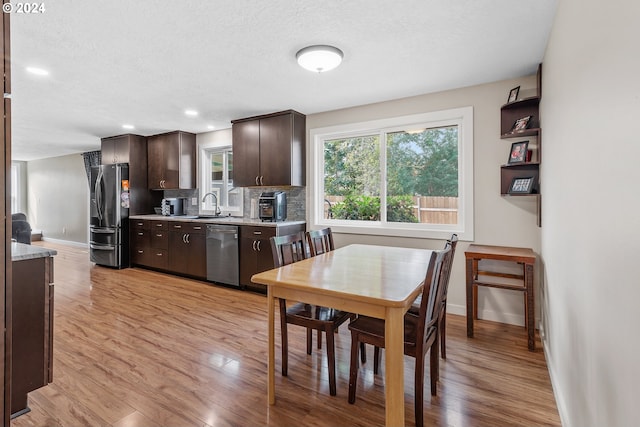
11, 241, 560, 427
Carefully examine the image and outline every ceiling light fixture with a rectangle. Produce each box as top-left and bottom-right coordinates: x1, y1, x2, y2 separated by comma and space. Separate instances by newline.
122, 124, 134, 130
26, 66, 49, 76
185, 109, 198, 117
296, 45, 343, 73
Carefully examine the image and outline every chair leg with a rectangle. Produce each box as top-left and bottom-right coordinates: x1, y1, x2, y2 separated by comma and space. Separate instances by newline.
415, 353, 425, 427
348, 332, 360, 404
279, 300, 288, 377
306, 328, 313, 355
373, 346, 380, 375
318, 329, 322, 350
430, 338, 439, 396
360, 342, 366, 364
326, 325, 337, 396
440, 305, 447, 359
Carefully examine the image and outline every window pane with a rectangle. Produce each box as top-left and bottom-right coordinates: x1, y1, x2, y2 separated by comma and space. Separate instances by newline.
386, 126, 458, 224
324, 135, 380, 221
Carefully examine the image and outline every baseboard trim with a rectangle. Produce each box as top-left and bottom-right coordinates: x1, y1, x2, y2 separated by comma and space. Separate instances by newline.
447, 302, 528, 327
41, 237, 88, 249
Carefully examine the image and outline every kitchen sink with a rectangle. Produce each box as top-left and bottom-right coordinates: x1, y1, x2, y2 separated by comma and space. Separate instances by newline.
182, 215, 236, 220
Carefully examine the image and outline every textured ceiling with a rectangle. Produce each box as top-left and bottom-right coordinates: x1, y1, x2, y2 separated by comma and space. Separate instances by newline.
9, 0, 558, 161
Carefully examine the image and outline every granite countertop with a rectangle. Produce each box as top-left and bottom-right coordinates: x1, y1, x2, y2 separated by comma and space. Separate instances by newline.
129, 214, 305, 227
11, 242, 57, 261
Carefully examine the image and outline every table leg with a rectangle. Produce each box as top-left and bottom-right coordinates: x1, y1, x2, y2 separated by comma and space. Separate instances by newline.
267, 287, 276, 404
385, 307, 405, 427
466, 257, 474, 338
525, 262, 535, 351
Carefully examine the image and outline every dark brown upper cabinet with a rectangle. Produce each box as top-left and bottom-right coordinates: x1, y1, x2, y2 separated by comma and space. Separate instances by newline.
232, 110, 305, 187
147, 131, 196, 190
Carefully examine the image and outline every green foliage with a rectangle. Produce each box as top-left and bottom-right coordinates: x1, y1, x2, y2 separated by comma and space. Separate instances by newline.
330, 195, 380, 221
324, 126, 458, 222
387, 195, 419, 223
330, 195, 418, 223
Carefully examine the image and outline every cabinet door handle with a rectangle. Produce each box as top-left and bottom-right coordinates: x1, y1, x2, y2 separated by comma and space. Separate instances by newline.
193, 226, 201, 230
255, 176, 259, 186
260, 176, 264, 185
186, 233, 190, 244
174, 225, 182, 229
156, 233, 163, 237
137, 250, 144, 254
252, 240, 257, 251
155, 223, 163, 227
137, 232, 144, 236
256, 240, 261, 251
253, 231, 262, 235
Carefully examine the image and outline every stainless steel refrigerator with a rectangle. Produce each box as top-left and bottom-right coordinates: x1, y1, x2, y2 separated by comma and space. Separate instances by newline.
90, 163, 130, 268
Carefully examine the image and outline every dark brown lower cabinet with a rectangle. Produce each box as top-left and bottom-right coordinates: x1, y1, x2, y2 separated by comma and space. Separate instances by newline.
239, 223, 305, 292
168, 222, 206, 279
11, 255, 54, 418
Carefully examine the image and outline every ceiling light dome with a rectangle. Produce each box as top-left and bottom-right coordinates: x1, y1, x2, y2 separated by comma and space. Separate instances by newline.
296, 45, 343, 73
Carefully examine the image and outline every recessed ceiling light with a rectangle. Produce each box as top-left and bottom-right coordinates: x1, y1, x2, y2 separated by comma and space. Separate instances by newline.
122, 124, 135, 130
26, 66, 49, 76
207, 125, 215, 130
185, 109, 198, 117
296, 45, 343, 72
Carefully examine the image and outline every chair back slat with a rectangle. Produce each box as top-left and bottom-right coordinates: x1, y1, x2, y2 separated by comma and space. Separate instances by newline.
270, 232, 307, 267
306, 227, 335, 257
415, 245, 451, 347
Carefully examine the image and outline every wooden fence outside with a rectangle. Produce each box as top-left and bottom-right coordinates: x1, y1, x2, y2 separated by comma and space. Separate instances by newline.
324, 196, 458, 224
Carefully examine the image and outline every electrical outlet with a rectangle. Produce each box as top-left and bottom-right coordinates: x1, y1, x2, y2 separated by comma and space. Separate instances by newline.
191, 197, 198, 206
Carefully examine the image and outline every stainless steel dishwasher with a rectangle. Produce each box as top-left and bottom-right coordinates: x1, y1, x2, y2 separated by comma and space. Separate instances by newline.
206, 224, 240, 287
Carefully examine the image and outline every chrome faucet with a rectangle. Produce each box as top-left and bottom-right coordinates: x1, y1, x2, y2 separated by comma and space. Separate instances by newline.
202, 192, 221, 216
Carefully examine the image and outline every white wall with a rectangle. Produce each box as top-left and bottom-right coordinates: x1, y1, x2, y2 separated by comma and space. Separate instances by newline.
307, 78, 542, 326
27, 154, 89, 244
542, 0, 640, 425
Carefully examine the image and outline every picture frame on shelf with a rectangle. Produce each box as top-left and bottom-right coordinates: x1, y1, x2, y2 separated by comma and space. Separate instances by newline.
511, 115, 532, 133
508, 140, 529, 164
508, 86, 520, 103
508, 176, 535, 194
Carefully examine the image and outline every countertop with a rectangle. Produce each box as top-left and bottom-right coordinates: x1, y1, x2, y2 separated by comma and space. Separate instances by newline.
11, 242, 57, 261
129, 214, 306, 227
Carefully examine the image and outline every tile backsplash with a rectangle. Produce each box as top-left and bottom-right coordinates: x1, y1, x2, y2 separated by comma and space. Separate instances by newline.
161, 187, 306, 221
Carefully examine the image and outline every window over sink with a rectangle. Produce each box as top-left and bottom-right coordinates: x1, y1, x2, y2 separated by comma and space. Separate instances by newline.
200, 145, 243, 216
309, 107, 474, 240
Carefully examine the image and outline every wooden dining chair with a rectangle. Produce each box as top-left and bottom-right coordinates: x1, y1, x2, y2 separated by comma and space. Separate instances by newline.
270, 232, 353, 396
306, 227, 335, 256
347, 245, 451, 427
408, 234, 459, 359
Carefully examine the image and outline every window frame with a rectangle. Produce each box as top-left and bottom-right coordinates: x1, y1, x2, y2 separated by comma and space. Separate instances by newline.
198, 144, 243, 216
309, 106, 474, 240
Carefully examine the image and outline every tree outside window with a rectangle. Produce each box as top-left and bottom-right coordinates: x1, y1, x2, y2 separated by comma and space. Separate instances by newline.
322, 126, 459, 225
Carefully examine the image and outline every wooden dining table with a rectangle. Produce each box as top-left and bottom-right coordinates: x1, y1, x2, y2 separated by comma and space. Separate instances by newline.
251, 243, 435, 427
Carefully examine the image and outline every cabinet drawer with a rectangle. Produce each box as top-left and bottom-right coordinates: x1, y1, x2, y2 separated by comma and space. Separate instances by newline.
150, 220, 168, 231
150, 249, 168, 269
131, 219, 149, 230
169, 221, 206, 234
240, 226, 276, 240
132, 228, 150, 244
150, 230, 168, 249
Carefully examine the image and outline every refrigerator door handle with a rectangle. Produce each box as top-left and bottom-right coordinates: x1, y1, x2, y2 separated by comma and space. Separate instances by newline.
90, 243, 115, 251
95, 167, 104, 221
90, 228, 116, 234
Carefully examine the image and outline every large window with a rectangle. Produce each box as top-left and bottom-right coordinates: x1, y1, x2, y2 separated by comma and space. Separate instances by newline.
200, 146, 243, 215
310, 107, 473, 240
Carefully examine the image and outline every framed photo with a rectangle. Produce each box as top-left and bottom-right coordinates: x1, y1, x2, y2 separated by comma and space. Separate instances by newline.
508, 86, 520, 103
508, 140, 529, 164
511, 115, 532, 133
508, 176, 535, 194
